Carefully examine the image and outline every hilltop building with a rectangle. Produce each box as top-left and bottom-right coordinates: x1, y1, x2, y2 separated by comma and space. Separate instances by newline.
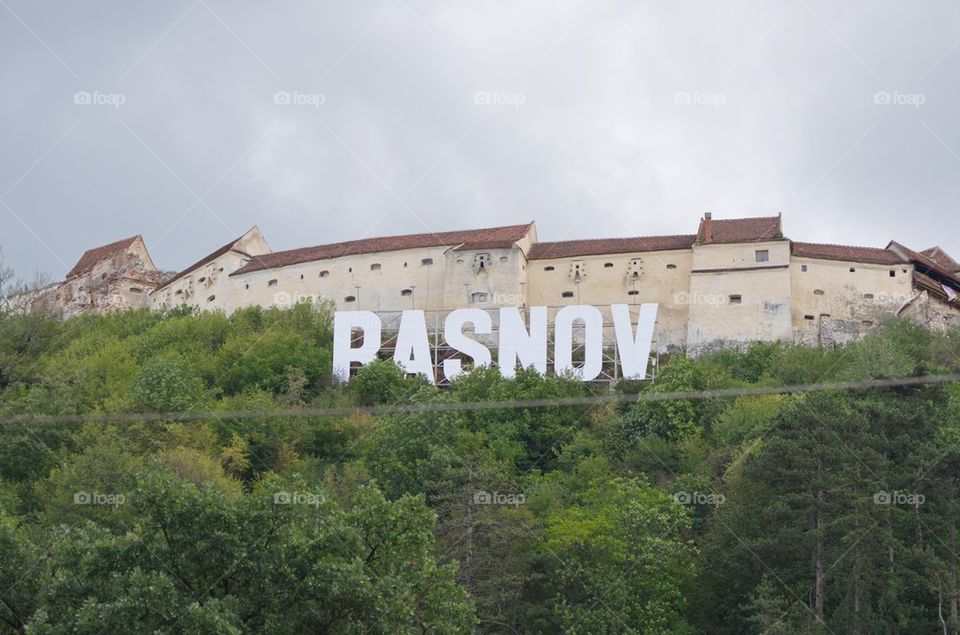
10, 214, 960, 354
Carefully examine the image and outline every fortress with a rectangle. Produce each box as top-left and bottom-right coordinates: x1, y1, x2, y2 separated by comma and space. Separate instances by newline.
10, 214, 960, 356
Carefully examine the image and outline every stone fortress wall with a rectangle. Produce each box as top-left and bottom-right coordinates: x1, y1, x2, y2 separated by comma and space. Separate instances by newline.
12, 214, 960, 355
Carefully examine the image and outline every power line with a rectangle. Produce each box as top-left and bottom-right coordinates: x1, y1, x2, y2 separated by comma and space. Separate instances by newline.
2, 373, 958, 425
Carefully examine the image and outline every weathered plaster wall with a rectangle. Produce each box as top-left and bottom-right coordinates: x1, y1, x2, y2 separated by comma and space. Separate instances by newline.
790, 257, 913, 346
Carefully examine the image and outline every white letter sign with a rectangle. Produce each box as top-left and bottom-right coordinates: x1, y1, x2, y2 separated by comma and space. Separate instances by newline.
332, 311, 382, 381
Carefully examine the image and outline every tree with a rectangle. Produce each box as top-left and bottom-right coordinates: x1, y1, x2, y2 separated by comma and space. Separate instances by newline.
18, 465, 475, 633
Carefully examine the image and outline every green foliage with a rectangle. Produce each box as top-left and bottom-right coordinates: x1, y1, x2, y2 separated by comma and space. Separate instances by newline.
0, 307, 958, 633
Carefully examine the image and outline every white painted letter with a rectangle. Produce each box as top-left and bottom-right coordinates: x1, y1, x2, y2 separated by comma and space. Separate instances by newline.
332, 311, 382, 381
554, 305, 603, 381
394, 310, 434, 382
443, 309, 493, 381
498, 306, 547, 378
612, 303, 658, 379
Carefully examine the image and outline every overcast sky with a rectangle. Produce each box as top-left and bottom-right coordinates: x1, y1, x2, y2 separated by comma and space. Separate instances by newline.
1, 0, 959, 279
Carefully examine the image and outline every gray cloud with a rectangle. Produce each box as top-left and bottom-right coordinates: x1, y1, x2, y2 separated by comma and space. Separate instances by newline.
2, 0, 959, 279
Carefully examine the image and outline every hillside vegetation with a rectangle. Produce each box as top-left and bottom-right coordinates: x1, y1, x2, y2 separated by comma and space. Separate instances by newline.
1, 303, 959, 633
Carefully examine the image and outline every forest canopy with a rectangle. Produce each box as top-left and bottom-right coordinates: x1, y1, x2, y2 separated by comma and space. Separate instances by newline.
0, 302, 959, 633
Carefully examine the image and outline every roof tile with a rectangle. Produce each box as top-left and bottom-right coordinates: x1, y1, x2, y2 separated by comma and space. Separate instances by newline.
528, 235, 696, 260
791, 242, 904, 265
231, 223, 533, 275
66, 236, 141, 278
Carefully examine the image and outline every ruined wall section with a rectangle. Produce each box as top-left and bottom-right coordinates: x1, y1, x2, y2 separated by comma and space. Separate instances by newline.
790, 257, 914, 347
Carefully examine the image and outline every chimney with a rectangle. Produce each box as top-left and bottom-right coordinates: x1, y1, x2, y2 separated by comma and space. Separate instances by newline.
702, 212, 713, 243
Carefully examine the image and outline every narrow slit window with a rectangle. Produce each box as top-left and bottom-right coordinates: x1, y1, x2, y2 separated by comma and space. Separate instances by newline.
268, 279, 278, 287
729, 294, 742, 304
561, 291, 574, 298
421, 258, 434, 266
344, 295, 356, 303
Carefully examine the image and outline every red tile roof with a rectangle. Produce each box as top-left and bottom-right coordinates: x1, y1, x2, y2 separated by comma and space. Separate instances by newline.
791, 242, 905, 265
921, 246, 960, 273
698, 215, 783, 244
528, 235, 696, 260
231, 223, 534, 276
66, 236, 141, 279
888, 241, 960, 286
158, 233, 254, 290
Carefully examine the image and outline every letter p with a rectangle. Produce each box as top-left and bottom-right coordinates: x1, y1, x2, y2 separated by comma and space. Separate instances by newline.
332, 311, 382, 382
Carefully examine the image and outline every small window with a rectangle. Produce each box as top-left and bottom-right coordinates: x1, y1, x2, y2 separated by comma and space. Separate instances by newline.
889, 270, 896, 277
804, 314, 815, 320
129, 287, 143, 293
627, 290, 639, 296
863, 320, 874, 327
268, 279, 278, 287
300, 274, 304, 280
421, 258, 434, 266
500, 256, 508, 263
814, 289, 825, 295
370, 263, 381, 271
544, 266, 556, 272
403, 262, 408, 268
245, 284, 249, 289
666, 264, 677, 270
319, 270, 330, 278
207, 294, 216, 302
344, 295, 356, 303
175, 290, 183, 295
400, 289, 413, 296
864, 293, 874, 299
198, 276, 206, 283
456, 259, 464, 264
562, 291, 574, 298
469, 292, 489, 304
849, 267, 856, 273
729, 294, 742, 304
348, 267, 352, 272
755, 250, 769, 263
801, 264, 808, 272
604, 262, 614, 268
